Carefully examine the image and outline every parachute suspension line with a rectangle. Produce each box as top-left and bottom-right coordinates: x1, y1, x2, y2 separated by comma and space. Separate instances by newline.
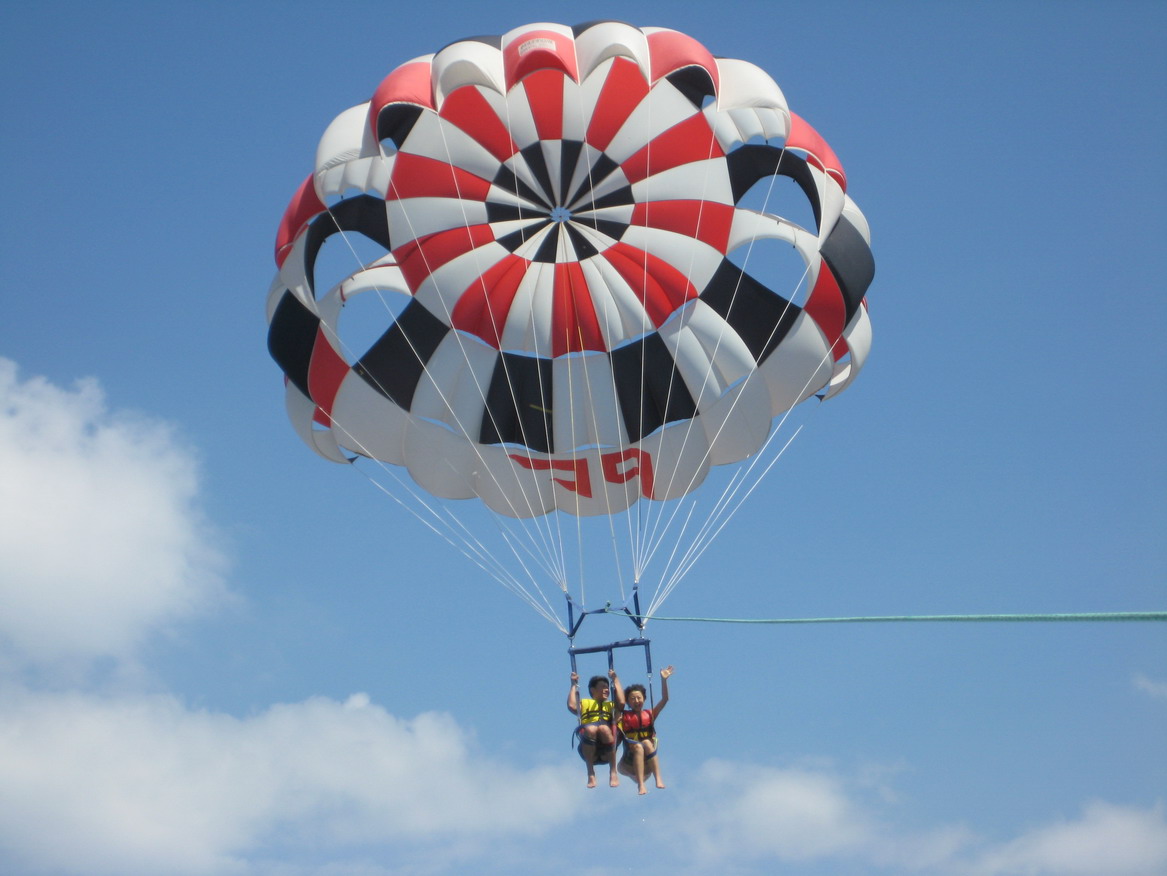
564, 267, 633, 610
329, 262, 564, 594
635, 137, 794, 609
294, 212, 556, 615
485, 515, 570, 625
646, 287, 851, 612
632, 90, 724, 582
424, 116, 564, 544
439, 499, 544, 585
313, 211, 539, 534
587, 272, 637, 605
298, 204, 551, 592
490, 90, 583, 597
630, 75, 661, 586
649, 424, 807, 617
560, 82, 642, 607
648, 293, 840, 617
313, 149, 570, 627
350, 455, 565, 631
556, 246, 590, 605
650, 265, 835, 601
640, 137, 838, 616
650, 497, 703, 601
634, 127, 791, 562
308, 363, 538, 605
646, 467, 745, 584
487, 517, 561, 585
373, 127, 572, 596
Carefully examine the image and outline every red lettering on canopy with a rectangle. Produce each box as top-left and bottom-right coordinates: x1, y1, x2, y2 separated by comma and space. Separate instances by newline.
601, 449, 655, 500
509, 449, 657, 500
509, 454, 593, 498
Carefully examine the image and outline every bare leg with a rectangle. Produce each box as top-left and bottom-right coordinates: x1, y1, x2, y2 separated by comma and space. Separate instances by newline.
650, 752, 665, 789
617, 743, 647, 793
633, 745, 647, 794
594, 726, 619, 787
639, 740, 664, 790
578, 725, 605, 788
579, 739, 598, 787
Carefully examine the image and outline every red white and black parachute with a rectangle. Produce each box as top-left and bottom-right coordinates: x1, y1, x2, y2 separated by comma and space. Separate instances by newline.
266, 22, 873, 623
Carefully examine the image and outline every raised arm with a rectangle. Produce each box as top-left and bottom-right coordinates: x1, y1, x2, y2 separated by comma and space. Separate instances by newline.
652, 665, 674, 718
609, 668, 626, 710
567, 672, 581, 715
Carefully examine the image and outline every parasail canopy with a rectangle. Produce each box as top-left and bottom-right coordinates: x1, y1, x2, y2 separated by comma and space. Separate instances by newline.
266, 22, 874, 628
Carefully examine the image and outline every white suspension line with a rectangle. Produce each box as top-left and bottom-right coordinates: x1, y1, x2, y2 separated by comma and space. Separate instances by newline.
632, 105, 725, 580
302, 145, 571, 626
635, 146, 795, 606
350, 452, 564, 631
633, 129, 845, 617
648, 423, 807, 617
366, 135, 571, 597
648, 318, 842, 616
579, 73, 646, 598
633, 126, 793, 586
424, 117, 566, 556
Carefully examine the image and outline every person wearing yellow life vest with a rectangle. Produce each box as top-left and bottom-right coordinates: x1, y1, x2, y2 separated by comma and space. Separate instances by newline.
567, 669, 625, 788
618, 665, 673, 795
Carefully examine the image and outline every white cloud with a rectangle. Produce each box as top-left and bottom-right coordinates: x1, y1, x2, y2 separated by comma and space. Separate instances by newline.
968, 801, 1167, 876
658, 761, 1167, 876
682, 759, 875, 861
3, 356, 1162, 876
663, 758, 973, 874
0, 360, 588, 875
1134, 674, 1167, 700
0, 687, 581, 876
0, 359, 229, 669
1, 689, 1163, 876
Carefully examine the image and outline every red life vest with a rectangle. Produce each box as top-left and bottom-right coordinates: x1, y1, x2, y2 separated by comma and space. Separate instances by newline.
620, 708, 655, 741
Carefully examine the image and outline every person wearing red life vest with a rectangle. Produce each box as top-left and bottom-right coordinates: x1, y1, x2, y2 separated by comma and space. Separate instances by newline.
567, 669, 625, 788
618, 665, 674, 795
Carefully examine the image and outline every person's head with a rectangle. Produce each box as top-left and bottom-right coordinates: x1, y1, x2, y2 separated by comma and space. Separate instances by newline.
588, 675, 609, 700
625, 683, 647, 709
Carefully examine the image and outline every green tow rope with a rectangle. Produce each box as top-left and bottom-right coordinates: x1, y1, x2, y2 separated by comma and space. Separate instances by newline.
609, 610, 1167, 625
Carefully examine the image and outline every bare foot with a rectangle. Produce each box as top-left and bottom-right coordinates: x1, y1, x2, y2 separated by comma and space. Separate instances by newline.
609, 775, 620, 787
637, 784, 647, 795
586, 775, 597, 788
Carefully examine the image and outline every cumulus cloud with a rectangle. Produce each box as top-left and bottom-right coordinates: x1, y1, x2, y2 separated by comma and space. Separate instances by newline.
0, 687, 581, 875
0, 359, 229, 669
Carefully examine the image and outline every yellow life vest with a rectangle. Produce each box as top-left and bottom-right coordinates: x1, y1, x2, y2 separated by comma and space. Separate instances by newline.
578, 697, 615, 725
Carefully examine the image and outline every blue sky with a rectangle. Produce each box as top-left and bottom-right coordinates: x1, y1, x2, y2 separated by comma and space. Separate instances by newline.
1, 2, 1164, 874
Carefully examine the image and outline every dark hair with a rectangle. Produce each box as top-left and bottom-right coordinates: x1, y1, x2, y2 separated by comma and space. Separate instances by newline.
587, 675, 608, 693
626, 683, 647, 698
